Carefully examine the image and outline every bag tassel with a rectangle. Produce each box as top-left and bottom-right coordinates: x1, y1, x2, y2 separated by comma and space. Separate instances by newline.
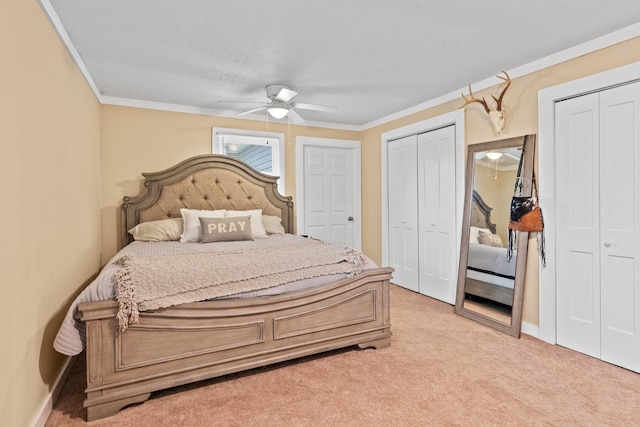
507, 229, 515, 262
538, 230, 546, 267
537, 208, 546, 267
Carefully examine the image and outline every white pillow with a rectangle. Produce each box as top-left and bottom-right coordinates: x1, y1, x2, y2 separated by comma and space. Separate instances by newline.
180, 208, 226, 243
225, 209, 267, 238
262, 215, 285, 234
469, 226, 492, 244
128, 218, 183, 242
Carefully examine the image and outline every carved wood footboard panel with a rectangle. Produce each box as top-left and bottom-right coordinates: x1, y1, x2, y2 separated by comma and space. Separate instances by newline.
79, 267, 392, 421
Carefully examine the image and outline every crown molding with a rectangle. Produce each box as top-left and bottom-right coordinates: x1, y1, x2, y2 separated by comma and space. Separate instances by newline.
40, 1, 640, 132
361, 22, 640, 130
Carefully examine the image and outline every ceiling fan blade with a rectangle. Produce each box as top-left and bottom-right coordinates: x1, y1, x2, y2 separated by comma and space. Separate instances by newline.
291, 102, 338, 112
275, 87, 298, 103
236, 106, 267, 116
217, 100, 264, 104
288, 109, 305, 124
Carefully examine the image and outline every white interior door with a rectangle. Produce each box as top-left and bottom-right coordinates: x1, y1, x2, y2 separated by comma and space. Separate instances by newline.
388, 135, 419, 292
417, 126, 457, 303
556, 81, 640, 372
302, 145, 357, 247
599, 82, 640, 372
555, 92, 601, 358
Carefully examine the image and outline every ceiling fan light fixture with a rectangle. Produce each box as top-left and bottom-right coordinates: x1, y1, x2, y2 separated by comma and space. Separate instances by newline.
267, 106, 289, 119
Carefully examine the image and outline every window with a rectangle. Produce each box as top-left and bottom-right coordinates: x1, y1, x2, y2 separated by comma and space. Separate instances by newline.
212, 128, 285, 193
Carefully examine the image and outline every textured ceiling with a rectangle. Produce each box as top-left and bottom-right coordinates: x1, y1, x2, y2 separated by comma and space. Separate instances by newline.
46, 0, 640, 128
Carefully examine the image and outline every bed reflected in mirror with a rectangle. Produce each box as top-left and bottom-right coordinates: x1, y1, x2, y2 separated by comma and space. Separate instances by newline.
455, 135, 536, 337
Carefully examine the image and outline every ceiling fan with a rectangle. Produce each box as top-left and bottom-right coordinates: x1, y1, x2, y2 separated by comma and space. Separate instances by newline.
224, 84, 337, 123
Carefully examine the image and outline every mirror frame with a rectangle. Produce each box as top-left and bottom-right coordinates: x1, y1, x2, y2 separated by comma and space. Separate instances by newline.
454, 134, 536, 337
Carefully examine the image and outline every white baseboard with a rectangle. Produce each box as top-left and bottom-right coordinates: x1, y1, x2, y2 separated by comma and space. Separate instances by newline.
31, 355, 77, 427
521, 321, 539, 338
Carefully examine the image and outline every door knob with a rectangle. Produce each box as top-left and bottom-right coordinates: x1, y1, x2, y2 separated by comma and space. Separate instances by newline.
348, 216, 354, 222
604, 240, 612, 248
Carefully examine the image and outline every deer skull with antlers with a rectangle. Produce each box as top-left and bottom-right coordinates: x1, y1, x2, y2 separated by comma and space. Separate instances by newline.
461, 71, 511, 135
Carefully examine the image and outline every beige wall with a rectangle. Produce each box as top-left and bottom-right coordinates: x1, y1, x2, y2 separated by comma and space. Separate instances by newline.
363, 36, 640, 326
0, 2, 102, 426
100, 106, 360, 262
474, 163, 516, 246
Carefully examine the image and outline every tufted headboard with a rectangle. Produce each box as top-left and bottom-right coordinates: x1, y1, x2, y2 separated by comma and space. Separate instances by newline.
121, 154, 294, 247
470, 190, 497, 234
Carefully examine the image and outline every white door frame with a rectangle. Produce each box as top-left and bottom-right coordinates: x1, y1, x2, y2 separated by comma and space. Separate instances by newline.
538, 60, 640, 344
381, 110, 466, 272
296, 136, 362, 250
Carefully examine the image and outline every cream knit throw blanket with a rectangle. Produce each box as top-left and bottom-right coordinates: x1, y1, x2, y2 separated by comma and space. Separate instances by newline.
114, 242, 365, 331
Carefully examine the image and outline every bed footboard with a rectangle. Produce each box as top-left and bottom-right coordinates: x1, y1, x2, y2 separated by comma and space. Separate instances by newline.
465, 277, 514, 306
79, 267, 392, 421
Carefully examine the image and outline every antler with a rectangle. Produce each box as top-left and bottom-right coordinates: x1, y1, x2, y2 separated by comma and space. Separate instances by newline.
460, 70, 511, 112
460, 70, 512, 135
460, 84, 490, 113
491, 71, 511, 111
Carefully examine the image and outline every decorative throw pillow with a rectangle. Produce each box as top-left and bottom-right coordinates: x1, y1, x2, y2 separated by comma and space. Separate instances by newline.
199, 216, 253, 243
128, 218, 183, 241
262, 215, 285, 234
225, 209, 267, 238
470, 226, 492, 243
478, 230, 504, 247
180, 208, 226, 243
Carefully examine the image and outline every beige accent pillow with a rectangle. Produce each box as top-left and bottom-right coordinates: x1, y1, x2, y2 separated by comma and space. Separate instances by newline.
180, 208, 226, 243
478, 230, 504, 247
262, 215, 285, 234
199, 216, 253, 243
225, 209, 267, 238
128, 218, 183, 242
470, 226, 492, 243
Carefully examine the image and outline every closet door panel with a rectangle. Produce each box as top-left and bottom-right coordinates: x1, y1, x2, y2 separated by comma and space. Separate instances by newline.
555, 93, 601, 358
417, 126, 456, 303
599, 81, 640, 372
388, 136, 419, 292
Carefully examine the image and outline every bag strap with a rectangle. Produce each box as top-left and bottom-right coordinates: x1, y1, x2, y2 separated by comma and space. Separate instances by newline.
513, 139, 527, 196
532, 171, 539, 199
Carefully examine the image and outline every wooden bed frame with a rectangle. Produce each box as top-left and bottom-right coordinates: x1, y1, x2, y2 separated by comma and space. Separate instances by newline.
465, 190, 514, 306
78, 155, 392, 421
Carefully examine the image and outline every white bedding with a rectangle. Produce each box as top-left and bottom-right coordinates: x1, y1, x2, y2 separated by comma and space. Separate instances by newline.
466, 242, 516, 279
466, 269, 514, 289
54, 234, 377, 356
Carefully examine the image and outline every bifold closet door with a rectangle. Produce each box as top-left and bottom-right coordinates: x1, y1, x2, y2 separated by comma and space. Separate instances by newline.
599, 82, 640, 372
417, 126, 457, 303
555, 92, 601, 358
556, 81, 640, 373
388, 135, 419, 292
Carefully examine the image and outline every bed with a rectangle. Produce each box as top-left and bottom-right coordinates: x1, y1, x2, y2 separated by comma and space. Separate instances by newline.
56, 154, 392, 421
464, 190, 515, 306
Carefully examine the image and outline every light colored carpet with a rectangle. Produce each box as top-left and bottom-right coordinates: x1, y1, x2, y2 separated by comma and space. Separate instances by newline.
46, 285, 640, 426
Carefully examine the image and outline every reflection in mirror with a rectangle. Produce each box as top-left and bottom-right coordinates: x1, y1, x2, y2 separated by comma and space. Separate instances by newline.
455, 135, 536, 337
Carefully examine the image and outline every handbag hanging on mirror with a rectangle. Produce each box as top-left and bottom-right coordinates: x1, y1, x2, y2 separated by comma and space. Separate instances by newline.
507, 141, 545, 266
509, 180, 544, 232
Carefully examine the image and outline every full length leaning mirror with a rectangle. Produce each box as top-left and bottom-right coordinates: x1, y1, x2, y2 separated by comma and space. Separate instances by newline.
454, 134, 536, 337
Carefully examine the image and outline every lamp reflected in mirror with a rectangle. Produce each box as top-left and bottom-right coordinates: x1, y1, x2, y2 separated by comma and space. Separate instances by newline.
454, 134, 536, 337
